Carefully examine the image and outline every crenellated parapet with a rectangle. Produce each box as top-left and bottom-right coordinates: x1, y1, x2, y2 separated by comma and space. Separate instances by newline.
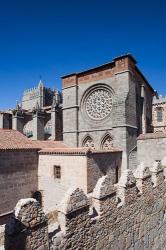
50, 159, 166, 249
5, 198, 49, 250
2, 159, 166, 249
134, 162, 152, 194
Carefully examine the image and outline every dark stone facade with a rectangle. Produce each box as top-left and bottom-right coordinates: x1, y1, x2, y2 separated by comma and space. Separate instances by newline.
0, 54, 155, 168
62, 55, 154, 169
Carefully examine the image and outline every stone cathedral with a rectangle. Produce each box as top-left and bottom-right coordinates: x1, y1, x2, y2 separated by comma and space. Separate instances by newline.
0, 80, 63, 141
0, 54, 164, 170
62, 54, 154, 170
1, 54, 166, 250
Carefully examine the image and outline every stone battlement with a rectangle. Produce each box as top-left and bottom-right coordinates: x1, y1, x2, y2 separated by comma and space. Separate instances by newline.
23, 80, 44, 94
49, 159, 166, 249
1, 159, 166, 249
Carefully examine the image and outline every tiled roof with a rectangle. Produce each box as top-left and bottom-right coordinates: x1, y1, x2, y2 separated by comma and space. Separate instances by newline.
0, 130, 68, 151
33, 140, 68, 149
0, 129, 122, 154
138, 132, 166, 140
39, 147, 122, 155
0, 129, 39, 150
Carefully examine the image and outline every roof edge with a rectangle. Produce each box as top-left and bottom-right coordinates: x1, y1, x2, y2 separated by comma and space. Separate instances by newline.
61, 54, 135, 79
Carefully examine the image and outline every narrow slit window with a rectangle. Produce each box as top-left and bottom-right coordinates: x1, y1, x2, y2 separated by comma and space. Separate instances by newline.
115, 166, 119, 184
54, 166, 61, 179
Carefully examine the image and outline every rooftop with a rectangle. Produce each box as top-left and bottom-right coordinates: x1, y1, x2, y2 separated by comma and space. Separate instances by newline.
0, 129, 122, 153
61, 54, 136, 78
0, 129, 39, 150
34, 140, 68, 149
39, 147, 122, 155
0, 129, 68, 151
61, 54, 154, 93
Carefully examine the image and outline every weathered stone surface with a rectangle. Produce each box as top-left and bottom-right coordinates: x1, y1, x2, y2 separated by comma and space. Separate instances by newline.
92, 175, 116, 200
58, 188, 89, 215
50, 166, 166, 250
134, 163, 152, 193
5, 198, 49, 250
134, 162, 151, 180
118, 169, 136, 187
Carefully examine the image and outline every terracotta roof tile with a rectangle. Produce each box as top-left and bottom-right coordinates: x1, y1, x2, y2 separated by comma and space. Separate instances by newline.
0, 129, 39, 150
0, 129, 122, 154
39, 147, 122, 155
33, 140, 68, 149
0, 130, 68, 151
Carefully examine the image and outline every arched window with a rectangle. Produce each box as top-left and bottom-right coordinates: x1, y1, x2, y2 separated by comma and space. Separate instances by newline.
82, 135, 95, 149
101, 134, 113, 150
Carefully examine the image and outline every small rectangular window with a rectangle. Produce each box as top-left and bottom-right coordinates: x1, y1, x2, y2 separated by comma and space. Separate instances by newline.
54, 166, 61, 179
157, 109, 163, 122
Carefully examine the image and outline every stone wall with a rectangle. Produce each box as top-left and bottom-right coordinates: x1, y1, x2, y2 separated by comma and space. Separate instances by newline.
49, 161, 166, 250
87, 152, 122, 193
38, 154, 88, 214
0, 150, 38, 223
3, 198, 48, 250
0, 113, 12, 129
153, 96, 166, 132
0, 225, 4, 246
62, 55, 154, 170
22, 82, 54, 110
137, 133, 166, 166
1, 160, 166, 249
22, 83, 44, 110
38, 150, 121, 214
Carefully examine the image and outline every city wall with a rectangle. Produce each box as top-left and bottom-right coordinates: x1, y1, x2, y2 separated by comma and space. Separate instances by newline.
1, 159, 166, 249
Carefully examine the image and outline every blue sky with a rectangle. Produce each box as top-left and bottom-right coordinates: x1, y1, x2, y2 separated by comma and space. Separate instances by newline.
0, 0, 166, 109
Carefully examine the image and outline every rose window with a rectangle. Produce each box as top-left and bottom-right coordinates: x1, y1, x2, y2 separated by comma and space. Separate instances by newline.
85, 89, 113, 120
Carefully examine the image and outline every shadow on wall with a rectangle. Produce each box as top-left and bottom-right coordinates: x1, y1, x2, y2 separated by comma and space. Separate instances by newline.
4, 215, 28, 250
4, 198, 49, 250
32, 191, 42, 206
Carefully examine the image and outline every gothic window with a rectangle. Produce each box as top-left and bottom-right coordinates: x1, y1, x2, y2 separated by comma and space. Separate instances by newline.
101, 134, 113, 150
85, 88, 113, 120
157, 108, 163, 122
81, 85, 114, 123
82, 136, 95, 149
54, 166, 61, 179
